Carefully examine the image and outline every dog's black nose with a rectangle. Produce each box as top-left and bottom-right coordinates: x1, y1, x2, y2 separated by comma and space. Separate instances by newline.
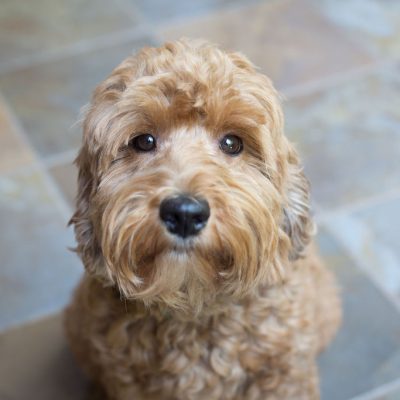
159, 195, 210, 238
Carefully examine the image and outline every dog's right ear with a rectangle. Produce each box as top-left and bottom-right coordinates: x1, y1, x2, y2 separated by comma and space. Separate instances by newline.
69, 147, 101, 273
69, 56, 138, 273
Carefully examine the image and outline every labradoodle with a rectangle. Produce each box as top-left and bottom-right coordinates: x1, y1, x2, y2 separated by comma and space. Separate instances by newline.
65, 39, 341, 400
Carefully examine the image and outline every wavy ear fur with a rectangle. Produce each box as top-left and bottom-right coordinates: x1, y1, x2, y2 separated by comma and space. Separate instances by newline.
282, 149, 315, 261
69, 59, 134, 274
69, 148, 101, 273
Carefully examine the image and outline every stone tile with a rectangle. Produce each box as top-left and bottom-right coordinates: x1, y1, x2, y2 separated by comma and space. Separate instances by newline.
0, 0, 139, 68
317, 230, 400, 400
382, 391, 400, 400
316, 0, 400, 59
49, 161, 78, 207
160, 0, 373, 91
0, 37, 156, 159
0, 314, 88, 400
374, 353, 400, 395
284, 64, 400, 210
132, 0, 259, 24
376, 384, 400, 400
0, 97, 34, 174
325, 195, 400, 308
0, 169, 82, 330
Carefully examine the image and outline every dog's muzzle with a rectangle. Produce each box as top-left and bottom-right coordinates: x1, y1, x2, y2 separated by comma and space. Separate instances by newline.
159, 195, 210, 239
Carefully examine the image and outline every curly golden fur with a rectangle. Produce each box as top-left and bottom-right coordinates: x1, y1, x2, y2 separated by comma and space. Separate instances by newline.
65, 39, 341, 400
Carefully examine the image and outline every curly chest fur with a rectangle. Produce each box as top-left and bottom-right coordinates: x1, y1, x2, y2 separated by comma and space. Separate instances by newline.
66, 272, 318, 400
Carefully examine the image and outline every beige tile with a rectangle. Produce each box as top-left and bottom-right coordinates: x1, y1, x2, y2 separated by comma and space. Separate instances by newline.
376, 384, 400, 400
131, 0, 260, 24
49, 161, 78, 207
0, 37, 156, 158
0, 314, 88, 400
0, 0, 140, 68
160, 0, 373, 90
0, 169, 82, 330
318, 229, 400, 400
324, 195, 400, 306
316, 0, 400, 59
0, 98, 34, 174
284, 64, 400, 209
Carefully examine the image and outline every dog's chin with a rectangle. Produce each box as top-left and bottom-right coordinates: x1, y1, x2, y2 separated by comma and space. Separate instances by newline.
102, 214, 273, 313
103, 229, 215, 311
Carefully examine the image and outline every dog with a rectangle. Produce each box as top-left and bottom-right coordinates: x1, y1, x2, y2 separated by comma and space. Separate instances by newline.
65, 39, 341, 400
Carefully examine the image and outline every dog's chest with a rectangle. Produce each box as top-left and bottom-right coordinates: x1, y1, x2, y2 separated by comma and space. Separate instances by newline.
102, 293, 305, 399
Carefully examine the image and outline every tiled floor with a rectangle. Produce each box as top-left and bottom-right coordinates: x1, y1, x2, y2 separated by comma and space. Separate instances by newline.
0, 0, 399, 399
285, 64, 400, 209
0, 0, 140, 71
161, 0, 374, 91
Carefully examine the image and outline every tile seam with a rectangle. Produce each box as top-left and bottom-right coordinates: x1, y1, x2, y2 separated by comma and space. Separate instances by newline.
320, 219, 400, 315
0, 93, 72, 221
155, 0, 279, 32
349, 376, 400, 400
42, 148, 79, 170
0, 26, 154, 75
0, 309, 65, 336
316, 188, 400, 221
113, 0, 165, 45
282, 58, 398, 100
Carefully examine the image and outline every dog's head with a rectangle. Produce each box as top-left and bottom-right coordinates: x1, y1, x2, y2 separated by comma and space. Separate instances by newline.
71, 39, 314, 313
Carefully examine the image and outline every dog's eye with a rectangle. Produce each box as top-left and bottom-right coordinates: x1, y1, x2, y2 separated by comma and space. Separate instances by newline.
219, 134, 243, 156
130, 134, 156, 152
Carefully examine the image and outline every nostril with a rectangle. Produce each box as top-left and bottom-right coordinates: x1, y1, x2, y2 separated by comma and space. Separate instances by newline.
192, 209, 209, 226
163, 216, 178, 231
159, 195, 210, 238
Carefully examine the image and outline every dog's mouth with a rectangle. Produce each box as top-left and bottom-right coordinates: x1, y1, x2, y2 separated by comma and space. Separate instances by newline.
133, 234, 197, 270
169, 236, 198, 253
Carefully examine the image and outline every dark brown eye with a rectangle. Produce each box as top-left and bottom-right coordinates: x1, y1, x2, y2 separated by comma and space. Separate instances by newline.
219, 134, 243, 155
130, 134, 156, 152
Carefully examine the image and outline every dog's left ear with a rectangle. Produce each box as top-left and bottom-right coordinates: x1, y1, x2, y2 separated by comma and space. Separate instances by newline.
281, 147, 315, 260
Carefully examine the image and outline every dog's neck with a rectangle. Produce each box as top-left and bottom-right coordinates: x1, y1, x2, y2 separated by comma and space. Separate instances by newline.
106, 277, 279, 323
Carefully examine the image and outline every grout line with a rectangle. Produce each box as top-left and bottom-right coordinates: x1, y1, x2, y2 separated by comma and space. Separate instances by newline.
43, 148, 79, 169
316, 187, 400, 221
0, 308, 68, 336
312, 192, 400, 317
0, 2, 396, 107
349, 376, 400, 400
0, 148, 78, 180
113, 0, 148, 25
0, 93, 72, 221
0, 160, 40, 178
320, 218, 400, 315
0, 25, 153, 75
0, 159, 42, 180
155, 0, 263, 33
153, 0, 399, 102
113, 0, 164, 45
0, 0, 264, 77
281, 58, 398, 100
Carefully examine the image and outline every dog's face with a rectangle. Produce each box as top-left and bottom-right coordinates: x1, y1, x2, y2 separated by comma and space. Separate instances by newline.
72, 40, 313, 313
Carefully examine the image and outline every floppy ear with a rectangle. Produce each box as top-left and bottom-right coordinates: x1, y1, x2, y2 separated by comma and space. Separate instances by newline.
69, 148, 102, 274
69, 57, 135, 274
281, 149, 315, 260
